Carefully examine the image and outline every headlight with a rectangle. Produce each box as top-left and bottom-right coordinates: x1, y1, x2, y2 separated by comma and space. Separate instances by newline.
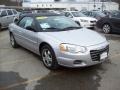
80, 19, 88, 22
59, 44, 87, 53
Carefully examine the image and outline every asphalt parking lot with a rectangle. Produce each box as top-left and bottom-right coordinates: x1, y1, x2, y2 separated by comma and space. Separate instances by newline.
0, 29, 120, 90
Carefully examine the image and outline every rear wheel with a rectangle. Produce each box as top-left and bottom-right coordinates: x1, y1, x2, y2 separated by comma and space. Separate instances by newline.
0, 24, 2, 31
102, 24, 111, 34
10, 33, 19, 48
41, 45, 59, 70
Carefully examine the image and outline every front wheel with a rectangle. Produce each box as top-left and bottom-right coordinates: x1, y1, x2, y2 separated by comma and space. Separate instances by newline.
10, 33, 19, 48
41, 45, 59, 70
102, 24, 111, 34
0, 24, 2, 31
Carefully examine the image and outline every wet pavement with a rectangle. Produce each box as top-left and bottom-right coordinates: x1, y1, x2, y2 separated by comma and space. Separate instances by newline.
0, 29, 120, 90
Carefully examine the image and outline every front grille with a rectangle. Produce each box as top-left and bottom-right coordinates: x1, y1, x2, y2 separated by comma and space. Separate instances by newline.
90, 21, 96, 23
90, 24, 95, 26
90, 45, 109, 61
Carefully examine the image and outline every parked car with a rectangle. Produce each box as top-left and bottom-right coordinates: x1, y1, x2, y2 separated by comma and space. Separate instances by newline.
96, 11, 120, 34
81, 10, 106, 20
9, 13, 109, 69
64, 11, 97, 28
103, 10, 118, 16
0, 9, 19, 30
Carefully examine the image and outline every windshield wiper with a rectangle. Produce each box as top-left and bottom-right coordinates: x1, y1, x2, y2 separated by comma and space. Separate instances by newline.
62, 26, 81, 30
43, 27, 60, 30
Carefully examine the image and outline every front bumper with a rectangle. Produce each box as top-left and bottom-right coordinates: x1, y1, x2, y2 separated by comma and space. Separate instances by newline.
80, 21, 96, 28
56, 42, 109, 68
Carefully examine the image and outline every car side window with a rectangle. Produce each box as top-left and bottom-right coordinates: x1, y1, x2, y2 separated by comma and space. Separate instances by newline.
18, 17, 35, 31
7, 10, 13, 15
24, 17, 34, 29
65, 12, 73, 18
65, 12, 68, 17
13, 10, 17, 15
84, 12, 88, 16
89, 12, 93, 16
18, 17, 27, 28
92, 12, 96, 17
1, 10, 7, 17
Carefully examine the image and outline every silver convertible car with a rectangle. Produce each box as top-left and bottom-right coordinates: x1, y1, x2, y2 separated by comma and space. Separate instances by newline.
9, 13, 109, 69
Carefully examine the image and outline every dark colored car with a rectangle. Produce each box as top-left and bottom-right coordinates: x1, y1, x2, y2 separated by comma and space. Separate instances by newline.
81, 10, 106, 20
96, 11, 120, 34
103, 10, 118, 16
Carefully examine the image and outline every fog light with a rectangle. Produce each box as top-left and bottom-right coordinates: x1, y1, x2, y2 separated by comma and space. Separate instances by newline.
74, 60, 83, 64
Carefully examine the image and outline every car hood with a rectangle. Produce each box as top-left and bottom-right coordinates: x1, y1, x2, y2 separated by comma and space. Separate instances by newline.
45, 28, 106, 47
74, 17, 97, 21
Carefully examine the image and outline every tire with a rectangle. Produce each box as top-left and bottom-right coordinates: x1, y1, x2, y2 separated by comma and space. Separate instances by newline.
0, 24, 2, 31
41, 45, 59, 70
102, 24, 111, 34
10, 33, 19, 48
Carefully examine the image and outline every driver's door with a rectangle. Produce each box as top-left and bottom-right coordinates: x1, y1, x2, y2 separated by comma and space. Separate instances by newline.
22, 17, 38, 52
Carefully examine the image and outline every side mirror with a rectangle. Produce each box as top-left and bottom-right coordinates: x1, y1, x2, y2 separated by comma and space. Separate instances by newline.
13, 18, 19, 24
26, 26, 36, 32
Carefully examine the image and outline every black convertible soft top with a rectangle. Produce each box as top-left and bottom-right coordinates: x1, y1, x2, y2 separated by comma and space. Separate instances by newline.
20, 12, 63, 19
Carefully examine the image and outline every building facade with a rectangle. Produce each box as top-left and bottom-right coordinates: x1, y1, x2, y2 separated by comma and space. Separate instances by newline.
22, 0, 119, 11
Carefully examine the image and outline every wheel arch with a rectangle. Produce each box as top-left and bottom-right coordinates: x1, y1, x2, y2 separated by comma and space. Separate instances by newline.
39, 42, 55, 54
39, 42, 59, 69
102, 22, 111, 28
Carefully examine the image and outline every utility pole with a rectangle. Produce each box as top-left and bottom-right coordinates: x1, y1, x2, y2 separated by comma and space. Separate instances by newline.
101, 0, 106, 11
93, 0, 96, 10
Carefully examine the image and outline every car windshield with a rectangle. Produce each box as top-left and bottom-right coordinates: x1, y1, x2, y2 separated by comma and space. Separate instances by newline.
95, 11, 106, 17
71, 12, 86, 17
36, 16, 81, 32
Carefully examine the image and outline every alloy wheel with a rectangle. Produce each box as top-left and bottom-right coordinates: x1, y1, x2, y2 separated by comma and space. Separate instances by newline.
103, 24, 111, 34
42, 49, 53, 67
